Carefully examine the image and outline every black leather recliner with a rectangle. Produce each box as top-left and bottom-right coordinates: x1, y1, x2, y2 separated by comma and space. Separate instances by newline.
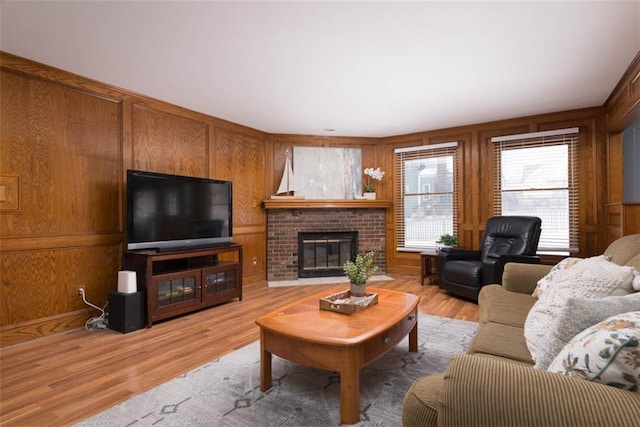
437, 216, 542, 302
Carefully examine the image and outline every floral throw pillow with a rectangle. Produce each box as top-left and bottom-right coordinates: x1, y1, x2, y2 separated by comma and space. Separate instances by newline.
534, 294, 640, 370
547, 311, 640, 392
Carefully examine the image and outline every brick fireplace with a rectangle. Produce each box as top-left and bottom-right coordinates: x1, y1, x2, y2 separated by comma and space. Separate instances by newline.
266, 206, 387, 281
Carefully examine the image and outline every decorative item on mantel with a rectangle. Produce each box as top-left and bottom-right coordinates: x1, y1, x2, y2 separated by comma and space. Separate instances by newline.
362, 167, 385, 200
271, 149, 305, 199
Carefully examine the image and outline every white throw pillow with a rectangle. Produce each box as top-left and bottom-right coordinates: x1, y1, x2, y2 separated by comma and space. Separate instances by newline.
534, 293, 640, 370
524, 256, 637, 361
532, 257, 583, 298
547, 311, 640, 392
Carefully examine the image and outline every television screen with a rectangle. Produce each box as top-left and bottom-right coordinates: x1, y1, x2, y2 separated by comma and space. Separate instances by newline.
126, 170, 232, 251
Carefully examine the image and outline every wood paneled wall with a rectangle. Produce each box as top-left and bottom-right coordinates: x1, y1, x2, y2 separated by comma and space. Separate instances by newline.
1, 63, 125, 345
1, 50, 638, 346
380, 108, 611, 276
605, 52, 640, 240
0, 52, 268, 346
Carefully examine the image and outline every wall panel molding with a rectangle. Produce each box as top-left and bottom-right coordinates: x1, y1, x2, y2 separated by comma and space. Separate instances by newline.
131, 103, 209, 176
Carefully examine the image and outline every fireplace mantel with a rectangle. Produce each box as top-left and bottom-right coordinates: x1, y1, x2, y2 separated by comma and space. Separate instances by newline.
263, 199, 392, 209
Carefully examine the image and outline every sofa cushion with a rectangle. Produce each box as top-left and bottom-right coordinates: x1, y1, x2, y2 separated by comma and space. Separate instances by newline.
439, 354, 640, 427
478, 284, 536, 327
402, 373, 444, 427
534, 293, 640, 369
547, 311, 640, 392
501, 262, 552, 294
467, 322, 533, 364
603, 233, 640, 266
628, 253, 640, 273
524, 256, 637, 361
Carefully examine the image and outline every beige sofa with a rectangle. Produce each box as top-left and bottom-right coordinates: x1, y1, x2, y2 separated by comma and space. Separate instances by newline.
403, 234, 640, 426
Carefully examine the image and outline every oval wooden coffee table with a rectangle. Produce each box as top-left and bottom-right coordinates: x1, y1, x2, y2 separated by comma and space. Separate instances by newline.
255, 286, 419, 425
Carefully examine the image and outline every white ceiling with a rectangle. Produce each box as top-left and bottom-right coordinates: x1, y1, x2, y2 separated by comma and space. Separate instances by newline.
1, 1, 639, 137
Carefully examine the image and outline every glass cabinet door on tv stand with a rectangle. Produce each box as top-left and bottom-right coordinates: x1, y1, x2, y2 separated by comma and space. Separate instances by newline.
151, 269, 202, 320
123, 243, 243, 327
202, 264, 240, 306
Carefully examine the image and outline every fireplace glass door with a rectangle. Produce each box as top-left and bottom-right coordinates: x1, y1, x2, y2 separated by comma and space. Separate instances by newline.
298, 231, 357, 278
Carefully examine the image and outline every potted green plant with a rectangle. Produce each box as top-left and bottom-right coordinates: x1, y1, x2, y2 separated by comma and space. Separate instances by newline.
436, 233, 458, 251
343, 251, 378, 301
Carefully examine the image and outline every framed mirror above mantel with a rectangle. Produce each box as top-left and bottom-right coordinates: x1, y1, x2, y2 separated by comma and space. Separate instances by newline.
263, 199, 392, 209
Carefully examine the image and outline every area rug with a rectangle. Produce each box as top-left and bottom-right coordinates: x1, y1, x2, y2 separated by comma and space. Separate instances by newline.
77, 314, 477, 427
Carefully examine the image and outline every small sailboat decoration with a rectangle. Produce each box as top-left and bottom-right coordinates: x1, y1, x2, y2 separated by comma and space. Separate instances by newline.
271, 150, 305, 199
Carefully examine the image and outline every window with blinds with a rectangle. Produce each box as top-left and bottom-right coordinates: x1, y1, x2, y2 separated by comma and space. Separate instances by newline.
492, 128, 579, 254
394, 142, 458, 251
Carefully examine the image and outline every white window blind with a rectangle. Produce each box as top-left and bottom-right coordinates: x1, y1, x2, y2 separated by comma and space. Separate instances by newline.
492, 128, 579, 253
394, 142, 458, 251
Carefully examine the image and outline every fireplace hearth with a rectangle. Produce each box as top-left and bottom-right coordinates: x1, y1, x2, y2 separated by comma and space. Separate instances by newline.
298, 231, 357, 278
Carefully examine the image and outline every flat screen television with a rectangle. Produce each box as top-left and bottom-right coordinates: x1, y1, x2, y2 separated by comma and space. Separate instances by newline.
126, 170, 232, 251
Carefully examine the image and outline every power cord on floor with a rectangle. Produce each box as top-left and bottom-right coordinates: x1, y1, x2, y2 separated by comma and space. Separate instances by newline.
79, 289, 109, 330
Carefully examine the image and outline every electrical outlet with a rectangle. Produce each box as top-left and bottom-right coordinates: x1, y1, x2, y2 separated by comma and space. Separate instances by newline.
76, 287, 85, 298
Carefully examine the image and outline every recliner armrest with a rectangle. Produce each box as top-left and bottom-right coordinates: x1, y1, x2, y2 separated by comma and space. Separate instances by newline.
439, 355, 640, 427
437, 249, 482, 279
437, 248, 481, 261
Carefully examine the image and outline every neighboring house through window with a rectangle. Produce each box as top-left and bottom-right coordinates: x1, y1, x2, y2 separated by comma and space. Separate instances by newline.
492, 128, 579, 255
395, 142, 458, 250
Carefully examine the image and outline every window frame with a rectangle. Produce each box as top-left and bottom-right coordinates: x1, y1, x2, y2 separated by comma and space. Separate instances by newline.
394, 142, 458, 251
492, 128, 579, 254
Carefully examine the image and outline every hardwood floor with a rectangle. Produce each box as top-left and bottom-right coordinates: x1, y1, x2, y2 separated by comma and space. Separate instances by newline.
0, 276, 478, 426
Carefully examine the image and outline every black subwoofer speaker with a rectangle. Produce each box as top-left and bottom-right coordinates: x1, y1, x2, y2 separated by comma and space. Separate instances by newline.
108, 291, 145, 333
